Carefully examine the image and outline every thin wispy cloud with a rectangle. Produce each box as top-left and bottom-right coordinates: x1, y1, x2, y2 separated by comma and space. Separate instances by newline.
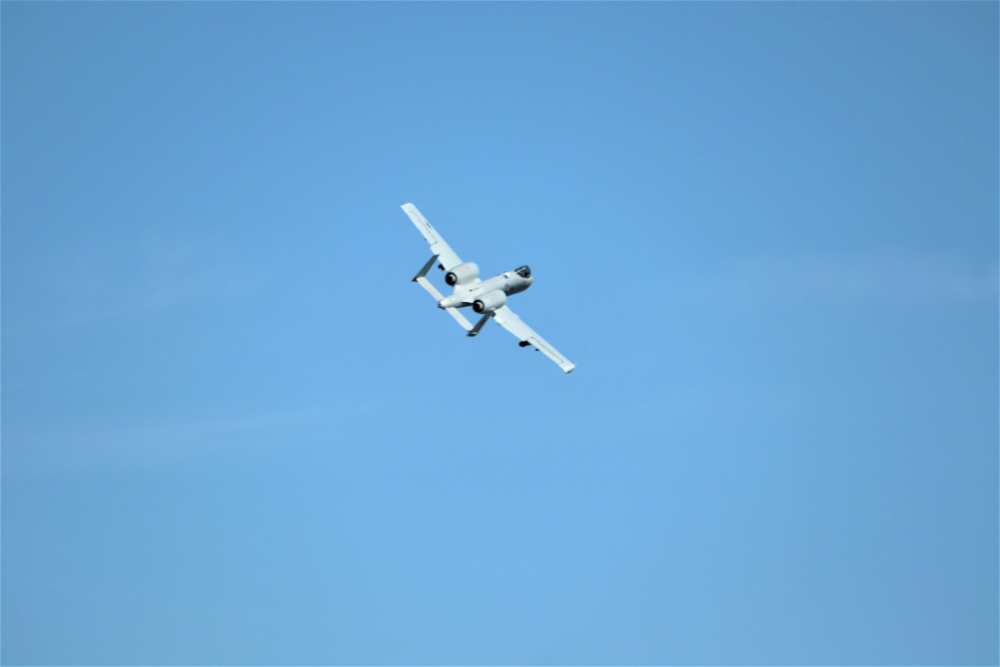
8, 228, 257, 335
3, 399, 392, 477
692, 250, 998, 307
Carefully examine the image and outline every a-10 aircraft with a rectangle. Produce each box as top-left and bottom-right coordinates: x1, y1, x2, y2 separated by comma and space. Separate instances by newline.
402, 203, 575, 373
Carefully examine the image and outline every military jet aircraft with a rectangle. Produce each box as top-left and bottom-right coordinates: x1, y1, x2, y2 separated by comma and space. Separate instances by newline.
402, 203, 575, 373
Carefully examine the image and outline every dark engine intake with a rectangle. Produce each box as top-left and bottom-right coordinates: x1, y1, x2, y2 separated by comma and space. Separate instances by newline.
445, 262, 479, 286
473, 289, 507, 314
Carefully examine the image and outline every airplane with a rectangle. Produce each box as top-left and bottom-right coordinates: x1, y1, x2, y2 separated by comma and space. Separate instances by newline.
402, 203, 575, 373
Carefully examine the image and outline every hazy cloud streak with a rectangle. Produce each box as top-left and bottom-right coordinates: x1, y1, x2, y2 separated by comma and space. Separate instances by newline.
686, 250, 998, 307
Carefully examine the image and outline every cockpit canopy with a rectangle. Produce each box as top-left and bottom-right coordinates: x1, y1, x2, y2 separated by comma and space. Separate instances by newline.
515, 265, 531, 279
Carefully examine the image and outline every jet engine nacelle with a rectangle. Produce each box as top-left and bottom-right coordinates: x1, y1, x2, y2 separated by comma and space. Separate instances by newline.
445, 262, 479, 286
473, 289, 507, 314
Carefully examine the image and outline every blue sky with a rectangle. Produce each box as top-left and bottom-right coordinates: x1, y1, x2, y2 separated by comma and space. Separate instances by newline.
2, 2, 997, 664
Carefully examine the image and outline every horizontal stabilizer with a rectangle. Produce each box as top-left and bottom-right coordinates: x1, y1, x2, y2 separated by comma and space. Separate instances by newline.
413, 275, 474, 332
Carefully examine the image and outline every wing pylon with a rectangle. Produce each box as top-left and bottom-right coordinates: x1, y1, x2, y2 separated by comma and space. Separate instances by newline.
493, 305, 575, 373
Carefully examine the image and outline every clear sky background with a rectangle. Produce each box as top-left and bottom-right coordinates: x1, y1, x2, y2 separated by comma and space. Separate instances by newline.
2, 3, 997, 665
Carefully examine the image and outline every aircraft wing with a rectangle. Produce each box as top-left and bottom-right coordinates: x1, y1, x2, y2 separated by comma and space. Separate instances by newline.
492, 305, 575, 373
401, 203, 464, 271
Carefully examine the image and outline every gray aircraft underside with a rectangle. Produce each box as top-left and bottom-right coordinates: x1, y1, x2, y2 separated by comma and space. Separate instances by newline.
402, 203, 575, 373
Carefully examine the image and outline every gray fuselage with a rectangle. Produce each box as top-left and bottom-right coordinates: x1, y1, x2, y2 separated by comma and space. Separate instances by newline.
437, 268, 532, 310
